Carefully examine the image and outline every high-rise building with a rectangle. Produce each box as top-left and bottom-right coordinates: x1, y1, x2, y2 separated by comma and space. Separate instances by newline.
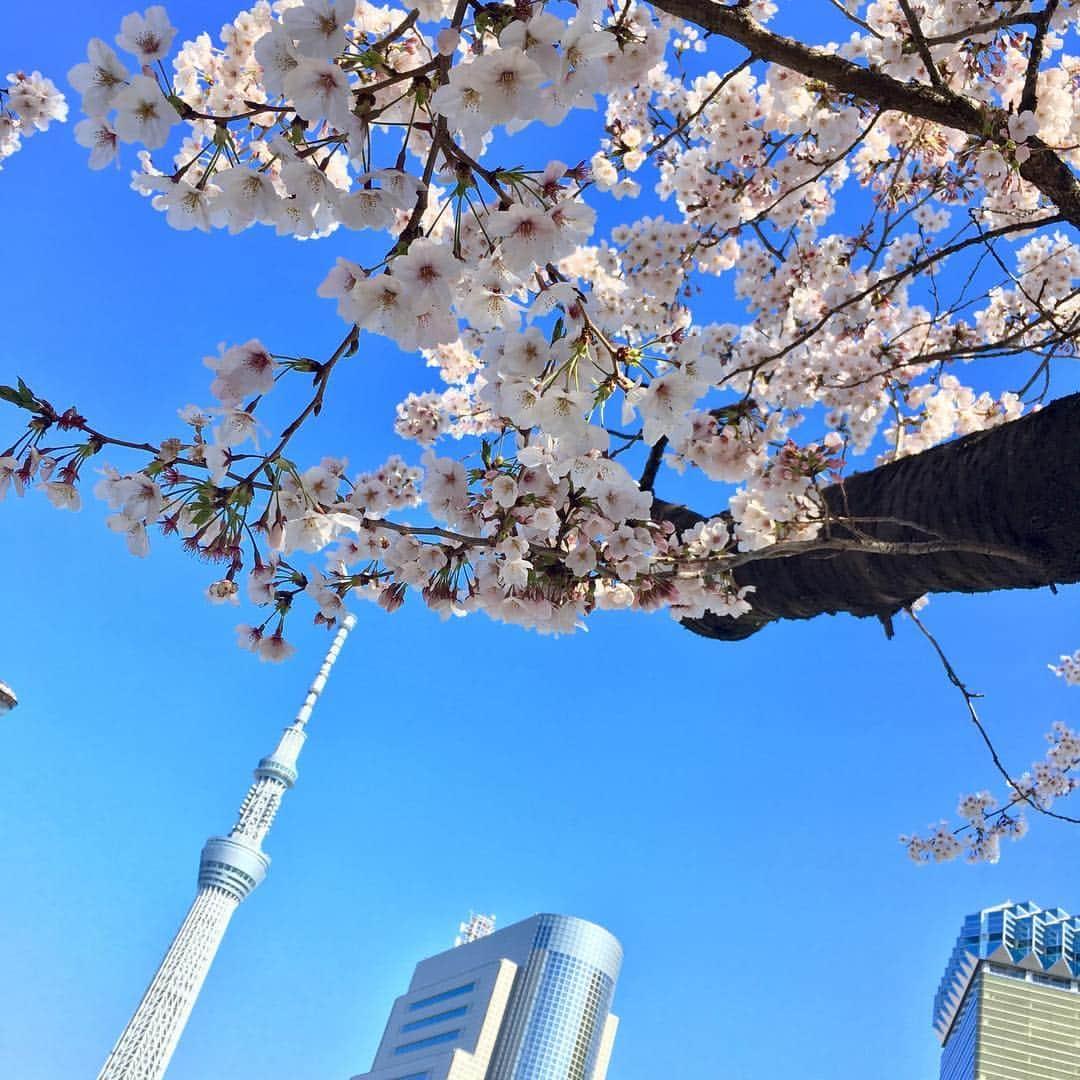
95, 616, 357, 1080
935, 900, 1080, 1079
352, 912, 623, 1080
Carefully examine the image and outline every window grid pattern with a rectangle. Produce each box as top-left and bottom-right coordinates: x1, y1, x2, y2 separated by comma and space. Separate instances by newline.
936, 902, 1080, 1034
513, 951, 613, 1079
500, 915, 621, 1080
940, 978, 979, 1080
363, 915, 621, 1080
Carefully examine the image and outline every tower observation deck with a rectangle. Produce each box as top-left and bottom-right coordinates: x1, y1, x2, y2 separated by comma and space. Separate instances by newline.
95, 615, 357, 1080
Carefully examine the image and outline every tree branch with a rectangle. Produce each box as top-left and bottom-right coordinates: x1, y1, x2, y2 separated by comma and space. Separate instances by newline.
1020, 0, 1060, 114
654, 391, 1080, 640
639, 436, 668, 491
896, 0, 943, 90
907, 605, 1080, 825
648, 0, 1080, 227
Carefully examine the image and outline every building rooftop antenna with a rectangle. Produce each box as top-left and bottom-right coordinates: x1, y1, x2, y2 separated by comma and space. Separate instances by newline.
456, 912, 497, 946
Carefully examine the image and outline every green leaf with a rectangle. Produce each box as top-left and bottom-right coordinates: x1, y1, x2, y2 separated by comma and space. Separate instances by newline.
0, 378, 38, 410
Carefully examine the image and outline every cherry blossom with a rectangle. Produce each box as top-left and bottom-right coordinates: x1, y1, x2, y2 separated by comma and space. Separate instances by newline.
0, 70, 67, 167
112, 75, 179, 149
282, 0, 354, 58
67, 40, 128, 117
5, 71, 68, 132
74, 117, 119, 169
2, 5, 1078, 859
115, 6, 178, 66
204, 341, 276, 405
1052, 652, 1080, 687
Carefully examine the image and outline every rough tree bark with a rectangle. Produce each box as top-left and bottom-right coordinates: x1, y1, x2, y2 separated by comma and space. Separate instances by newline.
654, 391, 1080, 640
633, 1, 1080, 638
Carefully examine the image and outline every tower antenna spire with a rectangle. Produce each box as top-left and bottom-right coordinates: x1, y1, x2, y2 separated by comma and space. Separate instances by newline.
96, 615, 357, 1080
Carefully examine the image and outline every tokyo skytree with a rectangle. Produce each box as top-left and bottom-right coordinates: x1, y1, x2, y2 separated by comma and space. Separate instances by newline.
96, 614, 357, 1080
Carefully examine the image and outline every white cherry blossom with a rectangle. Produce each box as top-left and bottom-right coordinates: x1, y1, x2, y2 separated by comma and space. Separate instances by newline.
74, 117, 119, 169
283, 58, 352, 128
112, 75, 178, 149
115, 6, 178, 65
67, 40, 129, 117
5, 71, 68, 132
7, 4, 1080, 841
282, 0, 354, 58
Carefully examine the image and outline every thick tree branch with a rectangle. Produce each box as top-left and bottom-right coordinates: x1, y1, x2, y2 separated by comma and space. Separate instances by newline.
649, 0, 1080, 227
654, 391, 1080, 640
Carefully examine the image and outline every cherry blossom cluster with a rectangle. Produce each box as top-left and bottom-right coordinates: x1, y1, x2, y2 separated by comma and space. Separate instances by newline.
903, 662, 1080, 864
902, 807, 1029, 866
1051, 650, 1080, 686
63, 0, 664, 240
0, 70, 67, 168
5, 0, 1080, 661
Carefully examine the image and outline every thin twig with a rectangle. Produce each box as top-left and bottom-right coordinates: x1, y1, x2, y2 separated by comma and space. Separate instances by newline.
242, 325, 358, 483
907, 606, 1080, 825
897, 0, 944, 90
648, 55, 755, 160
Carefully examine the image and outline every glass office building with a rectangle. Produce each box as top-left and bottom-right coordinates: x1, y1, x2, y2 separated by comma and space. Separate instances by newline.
351, 913, 622, 1080
935, 901, 1080, 1078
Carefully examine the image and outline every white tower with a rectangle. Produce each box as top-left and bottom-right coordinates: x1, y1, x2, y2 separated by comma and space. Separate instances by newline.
96, 614, 357, 1080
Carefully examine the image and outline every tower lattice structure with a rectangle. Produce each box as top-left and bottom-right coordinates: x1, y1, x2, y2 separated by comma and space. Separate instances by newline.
96, 615, 357, 1080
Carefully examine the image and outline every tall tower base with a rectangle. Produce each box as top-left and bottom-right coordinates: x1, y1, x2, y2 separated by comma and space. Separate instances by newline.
97, 888, 238, 1080
94, 615, 356, 1080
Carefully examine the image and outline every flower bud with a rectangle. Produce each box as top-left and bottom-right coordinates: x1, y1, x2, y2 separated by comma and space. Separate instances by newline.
436, 28, 460, 56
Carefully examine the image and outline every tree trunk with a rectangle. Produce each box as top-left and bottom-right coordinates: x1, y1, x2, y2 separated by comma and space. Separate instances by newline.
654, 391, 1080, 640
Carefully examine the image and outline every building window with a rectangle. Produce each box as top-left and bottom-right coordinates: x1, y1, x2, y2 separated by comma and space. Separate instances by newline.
401, 1006, 469, 1033
393, 1030, 462, 1055
393, 1073, 429, 1080
407, 983, 475, 1011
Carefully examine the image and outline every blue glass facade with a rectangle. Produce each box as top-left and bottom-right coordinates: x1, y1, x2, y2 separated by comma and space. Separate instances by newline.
489, 915, 622, 1080
934, 901, 1080, 1041
352, 912, 622, 1080
938, 979, 978, 1080
935, 902, 1080, 1080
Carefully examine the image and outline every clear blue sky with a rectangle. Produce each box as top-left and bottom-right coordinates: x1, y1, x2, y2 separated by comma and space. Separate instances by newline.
2, 4, 1079, 1079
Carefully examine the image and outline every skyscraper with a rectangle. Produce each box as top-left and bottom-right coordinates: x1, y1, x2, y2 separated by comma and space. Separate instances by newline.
935, 900, 1080, 1079
96, 615, 357, 1080
352, 912, 623, 1080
